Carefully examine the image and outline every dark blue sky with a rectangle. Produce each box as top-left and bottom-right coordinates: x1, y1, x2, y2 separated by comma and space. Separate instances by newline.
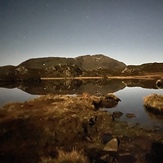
0, 0, 163, 66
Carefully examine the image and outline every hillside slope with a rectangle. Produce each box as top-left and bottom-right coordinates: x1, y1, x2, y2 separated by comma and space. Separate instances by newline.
18, 54, 126, 77
0, 54, 162, 82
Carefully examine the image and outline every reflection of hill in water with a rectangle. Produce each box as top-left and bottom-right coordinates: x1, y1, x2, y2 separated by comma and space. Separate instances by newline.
0, 79, 161, 95
16, 79, 125, 95
76, 79, 125, 95
122, 79, 159, 89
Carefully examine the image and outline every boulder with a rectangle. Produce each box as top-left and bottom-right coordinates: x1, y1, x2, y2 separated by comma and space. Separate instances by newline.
143, 94, 163, 114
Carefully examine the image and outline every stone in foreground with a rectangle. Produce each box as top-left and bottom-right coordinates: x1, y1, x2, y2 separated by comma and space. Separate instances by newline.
103, 138, 119, 152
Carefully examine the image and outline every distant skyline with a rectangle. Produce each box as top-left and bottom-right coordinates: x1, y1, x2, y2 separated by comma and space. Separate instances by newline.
0, 0, 163, 66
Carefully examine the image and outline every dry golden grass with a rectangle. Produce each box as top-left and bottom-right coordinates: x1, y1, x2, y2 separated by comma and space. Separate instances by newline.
41, 149, 89, 163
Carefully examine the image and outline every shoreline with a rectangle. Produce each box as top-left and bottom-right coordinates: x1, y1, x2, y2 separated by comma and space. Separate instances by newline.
41, 74, 162, 80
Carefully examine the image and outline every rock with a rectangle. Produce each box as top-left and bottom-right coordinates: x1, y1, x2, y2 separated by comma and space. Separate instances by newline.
113, 111, 123, 118
92, 93, 121, 109
156, 79, 163, 88
103, 138, 119, 152
105, 93, 121, 102
102, 93, 121, 108
143, 94, 163, 114
126, 113, 136, 118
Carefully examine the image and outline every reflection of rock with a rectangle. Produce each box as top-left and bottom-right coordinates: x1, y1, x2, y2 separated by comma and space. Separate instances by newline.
144, 108, 163, 121
143, 94, 163, 114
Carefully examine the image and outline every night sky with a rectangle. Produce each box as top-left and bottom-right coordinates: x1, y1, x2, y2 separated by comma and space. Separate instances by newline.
0, 0, 163, 66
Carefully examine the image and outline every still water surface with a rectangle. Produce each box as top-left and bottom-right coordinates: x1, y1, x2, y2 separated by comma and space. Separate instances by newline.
107, 87, 163, 131
0, 87, 38, 106
0, 80, 163, 132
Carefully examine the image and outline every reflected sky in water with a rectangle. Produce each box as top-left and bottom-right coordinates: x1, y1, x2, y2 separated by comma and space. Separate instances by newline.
0, 87, 38, 106
108, 87, 163, 131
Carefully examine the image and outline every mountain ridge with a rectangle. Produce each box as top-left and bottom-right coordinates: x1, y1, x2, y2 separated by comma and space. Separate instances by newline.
0, 54, 162, 82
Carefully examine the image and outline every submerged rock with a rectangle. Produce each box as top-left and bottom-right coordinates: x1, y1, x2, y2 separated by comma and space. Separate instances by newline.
143, 94, 163, 114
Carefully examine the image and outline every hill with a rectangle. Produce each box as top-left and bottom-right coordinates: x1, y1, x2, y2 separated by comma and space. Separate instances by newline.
0, 54, 162, 82
18, 54, 126, 78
